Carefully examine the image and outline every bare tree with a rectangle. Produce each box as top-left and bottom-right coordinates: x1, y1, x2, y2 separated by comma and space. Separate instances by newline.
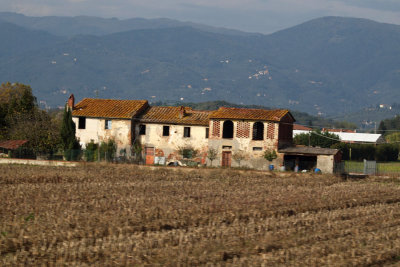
207, 148, 218, 167
233, 150, 246, 167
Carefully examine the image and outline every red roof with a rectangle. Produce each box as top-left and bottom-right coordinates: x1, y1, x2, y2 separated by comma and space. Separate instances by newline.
138, 106, 211, 126
72, 98, 149, 119
210, 107, 292, 122
0, 140, 28, 150
293, 124, 312, 130
322, 128, 356, 133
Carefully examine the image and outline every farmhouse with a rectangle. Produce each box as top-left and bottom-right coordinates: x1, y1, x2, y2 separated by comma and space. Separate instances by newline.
134, 106, 211, 165
70, 95, 149, 155
208, 107, 294, 170
70, 95, 341, 173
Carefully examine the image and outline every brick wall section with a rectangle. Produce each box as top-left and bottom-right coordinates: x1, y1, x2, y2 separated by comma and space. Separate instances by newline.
212, 120, 220, 137
236, 121, 250, 138
267, 123, 275, 139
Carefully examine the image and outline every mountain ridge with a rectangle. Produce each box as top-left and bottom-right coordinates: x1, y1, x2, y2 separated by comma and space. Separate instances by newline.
0, 14, 399, 120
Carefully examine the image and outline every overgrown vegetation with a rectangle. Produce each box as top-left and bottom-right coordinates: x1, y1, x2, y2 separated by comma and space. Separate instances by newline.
1, 165, 400, 265
332, 143, 399, 161
0, 82, 62, 157
294, 130, 340, 148
263, 149, 277, 162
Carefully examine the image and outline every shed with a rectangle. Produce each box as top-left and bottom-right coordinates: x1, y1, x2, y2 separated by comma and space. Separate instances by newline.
279, 146, 341, 174
0, 140, 29, 157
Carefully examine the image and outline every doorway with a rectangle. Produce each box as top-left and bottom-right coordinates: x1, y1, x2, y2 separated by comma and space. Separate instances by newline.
222, 151, 232, 167
145, 147, 155, 165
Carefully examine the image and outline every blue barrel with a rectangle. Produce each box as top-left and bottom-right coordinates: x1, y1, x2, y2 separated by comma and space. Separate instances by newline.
269, 164, 274, 171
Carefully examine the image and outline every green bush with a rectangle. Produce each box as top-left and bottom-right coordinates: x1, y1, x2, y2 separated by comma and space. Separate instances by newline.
376, 144, 399, 161
84, 141, 98, 162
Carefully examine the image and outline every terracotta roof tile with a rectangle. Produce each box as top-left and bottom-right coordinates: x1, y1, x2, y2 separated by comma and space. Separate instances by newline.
72, 98, 148, 119
210, 107, 291, 122
138, 106, 210, 126
293, 124, 313, 131
0, 140, 28, 150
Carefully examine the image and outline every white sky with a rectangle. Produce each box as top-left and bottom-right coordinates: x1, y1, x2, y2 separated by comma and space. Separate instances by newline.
1, 0, 400, 33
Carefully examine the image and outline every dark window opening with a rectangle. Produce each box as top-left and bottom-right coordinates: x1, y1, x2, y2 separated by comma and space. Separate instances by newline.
184, 127, 191, 138
205, 128, 209, 138
163, 126, 170, 136
105, 119, 112, 129
253, 147, 262, 151
78, 117, 86, 129
252, 122, 264, 140
222, 146, 232, 149
222, 120, 234, 139
139, 124, 146, 135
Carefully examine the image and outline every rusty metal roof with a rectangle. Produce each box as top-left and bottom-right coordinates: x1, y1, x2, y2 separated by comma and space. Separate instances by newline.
72, 98, 149, 119
210, 107, 291, 122
0, 140, 28, 150
137, 106, 211, 126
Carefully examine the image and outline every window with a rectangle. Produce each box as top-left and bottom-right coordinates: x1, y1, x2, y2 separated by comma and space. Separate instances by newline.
205, 127, 209, 138
222, 120, 234, 139
253, 147, 262, 151
139, 124, 146, 135
105, 119, 112, 129
252, 122, 264, 140
163, 126, 170, 136
184, 127, 191, 138
78, 117, 86, 129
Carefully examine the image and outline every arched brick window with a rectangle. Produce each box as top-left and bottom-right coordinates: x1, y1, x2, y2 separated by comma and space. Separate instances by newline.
252, 122, 264, 140
222, 120, 234, 139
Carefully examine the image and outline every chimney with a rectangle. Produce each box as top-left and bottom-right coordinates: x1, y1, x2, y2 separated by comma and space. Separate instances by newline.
179, 106, 186, 119
67, 94, 75, 110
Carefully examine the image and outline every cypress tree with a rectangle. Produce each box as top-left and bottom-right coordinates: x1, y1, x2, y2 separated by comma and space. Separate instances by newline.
60, 106, 80, 160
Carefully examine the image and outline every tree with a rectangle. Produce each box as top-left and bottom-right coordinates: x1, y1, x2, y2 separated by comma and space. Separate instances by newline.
232, 150, 246, 167
294, 130, 340, 148
178, 145, 198, 159
8, 110, 61, 156
60, 106, 81, 160
1, 83, 61, 157
386, 132, 400, 143
207, 148, 218, 167
263, 149, 277, 162
99, 139, 116, 162
131, 140, 143, 162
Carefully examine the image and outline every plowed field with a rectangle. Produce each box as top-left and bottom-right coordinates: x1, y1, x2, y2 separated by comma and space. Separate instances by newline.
1, 164, 400, 266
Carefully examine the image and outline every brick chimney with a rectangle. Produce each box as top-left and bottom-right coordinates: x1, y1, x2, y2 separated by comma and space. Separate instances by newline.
67, 94, 75, 110
178, 106, 186, 119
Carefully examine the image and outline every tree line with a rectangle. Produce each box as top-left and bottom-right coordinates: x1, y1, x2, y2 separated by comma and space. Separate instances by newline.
294, 130, 400, 162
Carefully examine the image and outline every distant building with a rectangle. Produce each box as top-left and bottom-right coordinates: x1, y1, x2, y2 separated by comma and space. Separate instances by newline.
70, 95, 342, 173
293, 124, 385, 144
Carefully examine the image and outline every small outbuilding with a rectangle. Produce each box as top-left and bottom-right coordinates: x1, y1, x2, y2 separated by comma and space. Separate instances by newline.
279, 146, 341, 174
0, 140, 29, 157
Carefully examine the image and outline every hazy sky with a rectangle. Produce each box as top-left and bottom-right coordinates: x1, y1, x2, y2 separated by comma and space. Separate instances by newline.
1, 0, 400, 33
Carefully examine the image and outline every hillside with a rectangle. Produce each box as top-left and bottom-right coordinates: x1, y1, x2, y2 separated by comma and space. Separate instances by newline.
0, 14, 400, 117
0, 12, 255, 37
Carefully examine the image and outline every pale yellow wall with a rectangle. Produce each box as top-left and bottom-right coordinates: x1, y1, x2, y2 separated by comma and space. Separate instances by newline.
317, 155, 335, 174
73, 117, 131, 155
136, 123, 209, 161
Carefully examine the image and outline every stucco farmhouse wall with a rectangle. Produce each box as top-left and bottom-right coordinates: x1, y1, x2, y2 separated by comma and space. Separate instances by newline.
136, 123, 209, 163
73, 117, 132, 155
